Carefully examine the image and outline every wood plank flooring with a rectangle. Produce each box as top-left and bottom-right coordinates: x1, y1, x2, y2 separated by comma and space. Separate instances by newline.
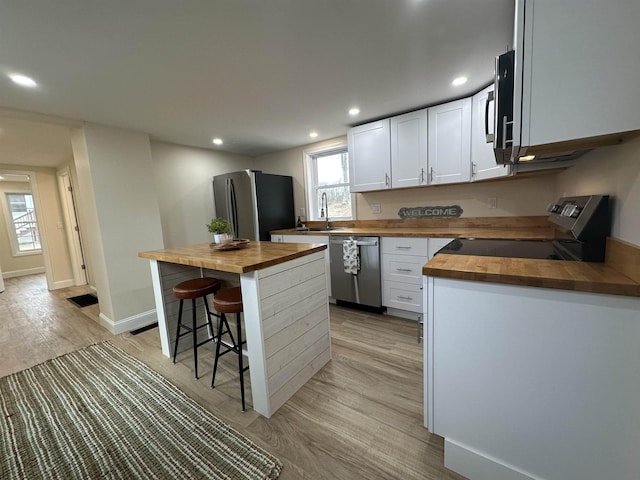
0, 274, 464, 480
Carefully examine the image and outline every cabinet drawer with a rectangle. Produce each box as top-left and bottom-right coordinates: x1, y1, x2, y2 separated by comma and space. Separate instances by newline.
382, 254, 428, 285
382, 237, 429, 256
383, 281, 423, 313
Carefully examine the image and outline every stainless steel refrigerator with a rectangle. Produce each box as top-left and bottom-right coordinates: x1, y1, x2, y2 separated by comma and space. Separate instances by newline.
213, 170, 295, 241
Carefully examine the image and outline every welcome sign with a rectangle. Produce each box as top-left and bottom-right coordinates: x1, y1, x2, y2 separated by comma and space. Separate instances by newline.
398, 205, 463, 219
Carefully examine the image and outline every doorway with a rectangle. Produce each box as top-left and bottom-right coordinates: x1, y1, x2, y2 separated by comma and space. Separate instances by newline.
57, 168, 88, 286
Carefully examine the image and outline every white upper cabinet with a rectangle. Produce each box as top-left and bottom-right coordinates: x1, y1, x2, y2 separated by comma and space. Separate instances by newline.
348, 119, 391, 192
390, 109, 428, 188
515, 0, 640, 153
471, 85, 510, 181
427, 98, 472, 185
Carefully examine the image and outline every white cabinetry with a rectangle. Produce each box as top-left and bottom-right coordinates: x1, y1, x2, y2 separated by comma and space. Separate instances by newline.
390, 110, 428, 188
381, 237, 429, 318
471, 85, 510, 181
427, 98, 471, 185
281, 235, 331, 297
348, 120, 391, 192
270, 234, 283, 242
424, 277, 640, 480
514, 0, 640, 155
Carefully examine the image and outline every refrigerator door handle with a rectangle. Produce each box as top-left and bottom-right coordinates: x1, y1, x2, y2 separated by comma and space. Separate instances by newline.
224, 179, 232, 232
228, 179, 239, 238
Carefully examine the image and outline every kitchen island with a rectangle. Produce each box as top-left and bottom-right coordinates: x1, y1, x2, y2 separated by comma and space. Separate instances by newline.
139, 241, 331, 418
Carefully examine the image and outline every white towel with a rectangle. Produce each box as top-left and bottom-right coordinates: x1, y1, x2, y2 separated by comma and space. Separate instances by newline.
343, 239, 360, 274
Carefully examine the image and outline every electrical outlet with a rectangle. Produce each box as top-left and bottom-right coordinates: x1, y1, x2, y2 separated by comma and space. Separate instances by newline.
299, 207, 306, 217
488, 197, 498, 209
371, 203, 381, 214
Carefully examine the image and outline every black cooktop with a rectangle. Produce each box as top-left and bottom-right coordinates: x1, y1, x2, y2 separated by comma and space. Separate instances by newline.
436, 238, 581, 261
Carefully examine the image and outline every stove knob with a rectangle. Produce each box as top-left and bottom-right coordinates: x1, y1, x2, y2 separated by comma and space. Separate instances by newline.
547, 203, 563, 214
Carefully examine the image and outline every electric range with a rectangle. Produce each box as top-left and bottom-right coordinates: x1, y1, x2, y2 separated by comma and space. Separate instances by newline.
436, 195, 610, 262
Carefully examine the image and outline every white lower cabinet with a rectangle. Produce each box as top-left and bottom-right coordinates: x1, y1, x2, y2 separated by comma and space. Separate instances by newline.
424, 277, 640, 480
381, 237, 429, 322
383, 281, 423, 313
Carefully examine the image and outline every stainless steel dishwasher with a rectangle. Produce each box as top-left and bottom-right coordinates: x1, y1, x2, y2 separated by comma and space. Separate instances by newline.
329, 236, 382, 309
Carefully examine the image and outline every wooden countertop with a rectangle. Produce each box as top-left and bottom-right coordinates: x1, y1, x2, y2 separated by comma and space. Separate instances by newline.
273, 227, 555, 239
271, 216, 556, 239
139, 241, 326, 274
423, 254, 640, 297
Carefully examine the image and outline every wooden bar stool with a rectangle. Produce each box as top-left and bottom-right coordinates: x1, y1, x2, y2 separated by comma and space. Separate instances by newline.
172, 277, 221, 379
211, 286, 249, 411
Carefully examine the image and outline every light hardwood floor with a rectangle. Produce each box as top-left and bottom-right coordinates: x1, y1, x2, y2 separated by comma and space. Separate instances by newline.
0, 274, 464, 480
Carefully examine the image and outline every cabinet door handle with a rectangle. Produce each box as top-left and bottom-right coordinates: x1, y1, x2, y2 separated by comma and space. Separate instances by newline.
420, 167, 425, 184
396, 268, 413, 273
471, 162, 477, 179
429, 167, 434, 183
397, 295, 413, 301
385, 173, 390, 187
417, 315, 423, 344
395, 246, 411, 250
485, 90, 495, 143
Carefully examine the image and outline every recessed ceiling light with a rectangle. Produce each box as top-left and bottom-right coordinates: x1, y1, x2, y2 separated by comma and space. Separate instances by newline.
309, 131, 318, 138
212, 138, 223, 145
9, 73, 38, 88
452, 76, 468, 86
348, 107, 360, 116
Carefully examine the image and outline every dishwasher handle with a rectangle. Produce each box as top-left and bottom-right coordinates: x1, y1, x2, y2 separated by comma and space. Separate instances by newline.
329, 238, 378, 247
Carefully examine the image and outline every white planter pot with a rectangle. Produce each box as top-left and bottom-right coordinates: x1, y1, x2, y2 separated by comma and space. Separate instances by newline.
213, 233, 232, 244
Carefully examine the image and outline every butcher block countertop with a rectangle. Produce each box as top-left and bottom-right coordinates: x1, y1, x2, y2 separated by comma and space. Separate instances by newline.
271, 216, 556, 240
139, 241, 326, 274
423, 238, 640, 298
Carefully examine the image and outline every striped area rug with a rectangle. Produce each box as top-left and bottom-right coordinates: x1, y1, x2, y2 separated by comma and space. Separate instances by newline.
0, 342, 282, 480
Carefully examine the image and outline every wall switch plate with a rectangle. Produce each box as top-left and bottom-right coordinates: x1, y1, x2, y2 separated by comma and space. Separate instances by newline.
299, 207, 306, 217
488, 197, 498, 209
371, 203, 381, 214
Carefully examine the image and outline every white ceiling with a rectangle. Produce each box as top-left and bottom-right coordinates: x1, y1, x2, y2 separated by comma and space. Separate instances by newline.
0, 0, 514, 168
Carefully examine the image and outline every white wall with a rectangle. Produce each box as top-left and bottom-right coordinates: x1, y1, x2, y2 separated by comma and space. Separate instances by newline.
556, 135, 640, 246
356, 175, 558, 220
32, 168, 75, 288
150, 141, 255, 247
255, 136, 347, 221
71, 123, 164, 330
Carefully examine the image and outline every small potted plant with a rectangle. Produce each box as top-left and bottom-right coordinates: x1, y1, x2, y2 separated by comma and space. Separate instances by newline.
207, 217, 233, 244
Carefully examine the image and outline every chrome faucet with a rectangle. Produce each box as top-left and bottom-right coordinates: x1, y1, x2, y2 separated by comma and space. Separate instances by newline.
320, 192, 330, 229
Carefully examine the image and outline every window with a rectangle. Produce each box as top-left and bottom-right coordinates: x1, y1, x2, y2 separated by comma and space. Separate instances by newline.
4, 193, 41, 254
307, 147, 352, 220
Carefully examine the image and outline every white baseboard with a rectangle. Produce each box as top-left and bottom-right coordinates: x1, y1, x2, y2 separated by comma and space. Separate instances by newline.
98, 309, 158, 335
444, 439, 538, 480
385, 307, 420, 321
2, 266, 46, 279
51, 279, 75, 290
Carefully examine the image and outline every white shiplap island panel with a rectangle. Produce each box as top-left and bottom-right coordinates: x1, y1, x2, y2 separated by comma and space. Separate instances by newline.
141, 242, 331, 418
240, 251, 331, 416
